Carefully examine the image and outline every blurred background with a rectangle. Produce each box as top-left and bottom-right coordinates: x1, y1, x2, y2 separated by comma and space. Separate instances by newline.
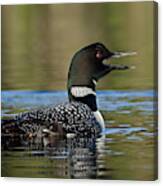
1, 2, 156, 90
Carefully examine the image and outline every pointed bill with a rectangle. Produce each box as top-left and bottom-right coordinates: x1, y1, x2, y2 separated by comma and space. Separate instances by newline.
112, 51, 137, 58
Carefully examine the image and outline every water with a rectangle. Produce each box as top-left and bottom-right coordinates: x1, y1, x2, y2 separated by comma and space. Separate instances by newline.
1, 90, 157, 180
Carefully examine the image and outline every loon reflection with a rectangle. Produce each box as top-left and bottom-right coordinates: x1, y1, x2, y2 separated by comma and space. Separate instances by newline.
3, 134, 110, 179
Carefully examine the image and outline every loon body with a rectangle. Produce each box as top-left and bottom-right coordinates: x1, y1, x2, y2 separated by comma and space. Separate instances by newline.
2, 42, 134, 140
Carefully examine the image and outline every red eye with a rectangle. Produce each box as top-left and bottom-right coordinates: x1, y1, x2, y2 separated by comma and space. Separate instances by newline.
96, 50, 103, 59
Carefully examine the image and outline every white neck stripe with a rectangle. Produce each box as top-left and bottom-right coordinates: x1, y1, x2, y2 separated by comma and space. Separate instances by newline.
71, 86, 96, 97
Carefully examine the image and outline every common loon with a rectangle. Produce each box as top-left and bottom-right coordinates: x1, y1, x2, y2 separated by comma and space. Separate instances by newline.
2, 42, 136, 139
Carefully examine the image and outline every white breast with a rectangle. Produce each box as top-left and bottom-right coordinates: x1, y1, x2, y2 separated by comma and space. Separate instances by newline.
93, 110, 105, 131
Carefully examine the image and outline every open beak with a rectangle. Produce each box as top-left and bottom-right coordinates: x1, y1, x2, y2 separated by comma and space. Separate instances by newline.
103, 50, 137, 70
111, 51, 137, 58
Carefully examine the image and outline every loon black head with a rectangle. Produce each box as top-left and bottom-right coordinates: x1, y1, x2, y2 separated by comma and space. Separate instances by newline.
67, 42, 135, 111
68, 42, 114, 89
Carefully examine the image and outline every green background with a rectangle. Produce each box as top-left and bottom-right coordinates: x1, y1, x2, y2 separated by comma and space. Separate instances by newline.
2, 2, 157, 90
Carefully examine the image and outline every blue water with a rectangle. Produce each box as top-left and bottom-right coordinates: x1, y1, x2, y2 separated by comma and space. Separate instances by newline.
1, 89, 155, 112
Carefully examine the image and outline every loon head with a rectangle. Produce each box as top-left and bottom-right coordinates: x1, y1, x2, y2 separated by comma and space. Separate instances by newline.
67, 42, 134, 111
68, 42, 115, 90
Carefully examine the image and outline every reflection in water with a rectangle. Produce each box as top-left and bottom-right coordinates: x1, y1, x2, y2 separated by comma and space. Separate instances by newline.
66, 137, 97, 179
2, 132, 107, 179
